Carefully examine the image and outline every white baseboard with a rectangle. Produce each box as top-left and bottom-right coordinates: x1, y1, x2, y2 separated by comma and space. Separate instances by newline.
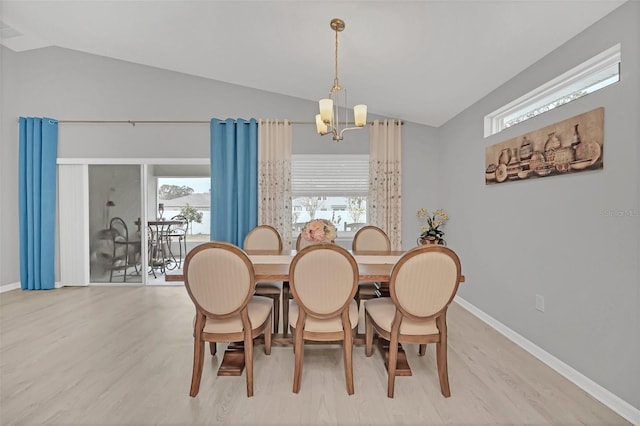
0, 281, 64, 293
0, 282, 21, 293
454, 296, 640, 425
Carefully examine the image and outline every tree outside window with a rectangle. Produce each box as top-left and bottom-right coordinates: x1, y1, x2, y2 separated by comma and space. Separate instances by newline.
179, 204, 203, 234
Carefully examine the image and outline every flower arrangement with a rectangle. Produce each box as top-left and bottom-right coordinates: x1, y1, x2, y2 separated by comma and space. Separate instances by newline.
301, 219, 338, 243
417, 208, 449, 243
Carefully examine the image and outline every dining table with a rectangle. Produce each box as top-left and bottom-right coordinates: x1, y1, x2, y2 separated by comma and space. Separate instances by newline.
173, 248, 465, 378
147, 220, 184, 276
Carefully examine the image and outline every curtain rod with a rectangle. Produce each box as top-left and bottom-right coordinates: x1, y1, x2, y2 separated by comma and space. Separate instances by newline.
51, 119, 404, 126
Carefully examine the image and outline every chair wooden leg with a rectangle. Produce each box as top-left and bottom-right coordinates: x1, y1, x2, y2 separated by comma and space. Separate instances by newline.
292, 326, 304, 393
436, 315, 450, 397
264, 313, 272, 355
244, 329, 254, 397
190, 336, 205, 397
343, 315, 354, 395
176, 237, 183, 269
272, 295, 280, 334
209, 342, 216, 356
387, 335, 398, 398
282, 282, 290, 337
365, 311, 374, 357
419, 344, 427, 356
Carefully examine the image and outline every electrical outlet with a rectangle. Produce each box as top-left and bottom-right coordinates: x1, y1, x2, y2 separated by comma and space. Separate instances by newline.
535, 294, 545, 312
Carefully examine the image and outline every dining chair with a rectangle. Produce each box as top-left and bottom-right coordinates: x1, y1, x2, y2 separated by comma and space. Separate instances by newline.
147, 223, 166, 278
352, 225, 391, 308
183, 241, 272, 397
344, 222, 365, 232
295, 232, 314, 250
281, 232, 335, 337
244, 225, 283, 334
108, 217, 141, 282
288, 244, 359, 395
167, 214, 188, 269
364, 245, 462, 398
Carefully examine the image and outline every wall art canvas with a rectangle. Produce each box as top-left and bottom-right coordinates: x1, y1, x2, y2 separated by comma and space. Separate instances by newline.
485, 107, 603, 185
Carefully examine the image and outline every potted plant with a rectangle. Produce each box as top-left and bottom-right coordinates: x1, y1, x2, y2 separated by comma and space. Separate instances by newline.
417, 208, 448, 245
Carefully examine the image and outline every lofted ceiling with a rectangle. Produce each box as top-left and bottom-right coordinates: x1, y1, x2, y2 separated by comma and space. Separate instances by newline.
0, 1, 625, 127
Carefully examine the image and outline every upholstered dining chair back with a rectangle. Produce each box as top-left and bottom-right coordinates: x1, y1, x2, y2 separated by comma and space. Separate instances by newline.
244, 225, 284, 333
295, 233, 312, 250
391, 246, 461, 320
352, 225, 391, 252
183, 241, 272, 398
296, 231, 338, 250
290, 244, 358, 318
352, 225, 391, 307
185, 242, 254, 316
244, 225, 282, 251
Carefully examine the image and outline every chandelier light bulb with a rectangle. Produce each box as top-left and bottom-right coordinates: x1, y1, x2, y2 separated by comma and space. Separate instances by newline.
354, 105, 367, 127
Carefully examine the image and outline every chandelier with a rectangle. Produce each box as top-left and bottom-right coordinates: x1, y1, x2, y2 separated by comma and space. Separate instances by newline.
315, 18, 367, 141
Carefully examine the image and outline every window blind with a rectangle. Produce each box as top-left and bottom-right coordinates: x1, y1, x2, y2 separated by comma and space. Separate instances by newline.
291, 154, 369, 197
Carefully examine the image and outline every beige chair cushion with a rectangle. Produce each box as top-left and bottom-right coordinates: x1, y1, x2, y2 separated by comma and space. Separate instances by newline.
255, 282, 281, 294
365, 298, 438, 335
196, 296, 272, 334
289, 299, 358, 332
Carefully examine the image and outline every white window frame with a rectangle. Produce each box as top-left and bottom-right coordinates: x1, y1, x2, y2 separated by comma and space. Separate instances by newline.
484, 44, 621, 137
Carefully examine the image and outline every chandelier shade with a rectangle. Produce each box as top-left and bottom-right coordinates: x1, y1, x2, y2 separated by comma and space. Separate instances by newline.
316, 18, 367, 141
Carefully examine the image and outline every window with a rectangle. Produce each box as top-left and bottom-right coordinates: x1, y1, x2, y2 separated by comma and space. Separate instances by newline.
291, 154, 369, 238
485, 44, 620, 137
157, 177, 210, 240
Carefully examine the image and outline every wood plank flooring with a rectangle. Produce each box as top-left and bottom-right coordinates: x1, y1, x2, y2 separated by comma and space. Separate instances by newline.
0, 286, 629, 425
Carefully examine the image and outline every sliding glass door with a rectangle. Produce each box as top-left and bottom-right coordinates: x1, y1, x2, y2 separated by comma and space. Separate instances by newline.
88, 165, 143, 283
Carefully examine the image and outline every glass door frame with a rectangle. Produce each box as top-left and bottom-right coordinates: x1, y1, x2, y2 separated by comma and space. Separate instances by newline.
57, 157, 209, 286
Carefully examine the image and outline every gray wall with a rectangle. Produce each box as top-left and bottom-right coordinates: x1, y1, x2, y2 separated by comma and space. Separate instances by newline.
1, 1, 637, 413
438, 1, 639, 409
0, 44, 439, 286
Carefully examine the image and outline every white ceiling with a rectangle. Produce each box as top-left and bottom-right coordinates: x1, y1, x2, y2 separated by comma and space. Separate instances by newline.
0, 1, 625, 127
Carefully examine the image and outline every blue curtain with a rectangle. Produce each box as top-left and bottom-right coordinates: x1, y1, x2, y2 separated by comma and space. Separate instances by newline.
210, 118, 258, 247
18, 117, 58, 290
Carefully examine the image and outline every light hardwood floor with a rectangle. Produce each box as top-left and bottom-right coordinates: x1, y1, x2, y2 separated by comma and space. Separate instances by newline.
0, 286, 629, 425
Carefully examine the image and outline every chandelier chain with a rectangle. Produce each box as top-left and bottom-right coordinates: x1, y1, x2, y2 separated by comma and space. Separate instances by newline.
333, 27, 340, 92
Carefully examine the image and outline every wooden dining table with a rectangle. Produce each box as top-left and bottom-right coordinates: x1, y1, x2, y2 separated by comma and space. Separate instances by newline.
175, 248, 465, 378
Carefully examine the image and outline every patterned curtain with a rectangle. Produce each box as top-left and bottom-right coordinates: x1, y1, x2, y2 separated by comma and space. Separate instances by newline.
369, 119, 402, 250
258, 119, 292, 249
